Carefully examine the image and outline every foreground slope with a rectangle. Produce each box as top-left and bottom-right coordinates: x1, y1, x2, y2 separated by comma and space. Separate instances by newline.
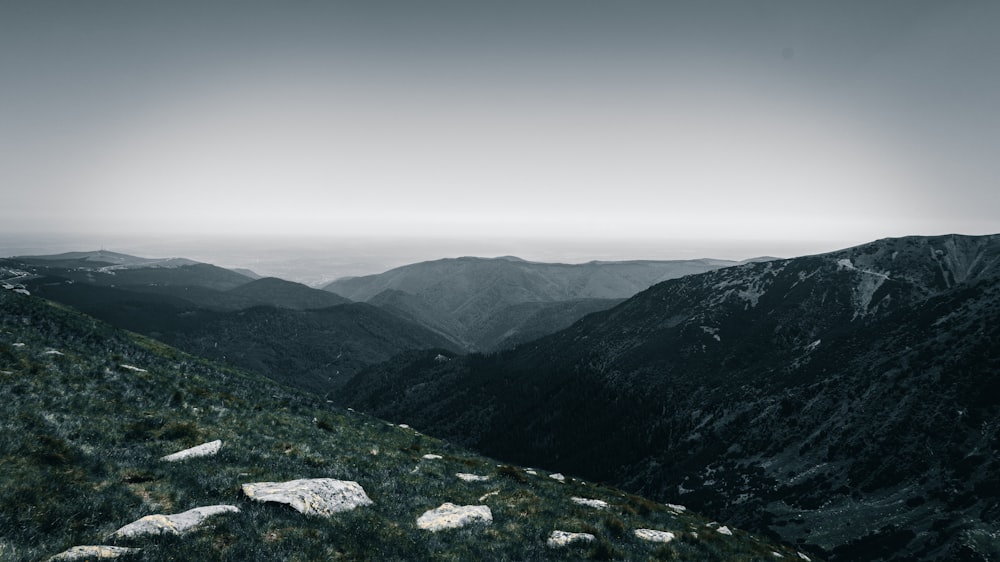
325, 256, 738, 350
342, 234, 1000, 561
0, 287, 806, 561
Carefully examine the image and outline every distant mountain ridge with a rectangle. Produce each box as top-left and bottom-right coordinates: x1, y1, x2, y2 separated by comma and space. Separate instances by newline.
340, 234, 1000, 561
325, 256, 741, 350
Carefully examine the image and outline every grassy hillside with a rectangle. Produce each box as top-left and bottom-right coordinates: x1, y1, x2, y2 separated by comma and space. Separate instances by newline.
0, 288, 807, 561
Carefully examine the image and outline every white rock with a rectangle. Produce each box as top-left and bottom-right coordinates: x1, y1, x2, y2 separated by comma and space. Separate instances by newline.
548, 472, 566, 482
112, 505, 239, 538
456, 472, 490, 482
12, 342, 25, 348
44, 349, 63, 355
478, 490, 499, 502
421, 454, 442, 460
797, 553, 811, 561
397, 423, 411, 429
160, 440, 222, 462
416, 503, 492, 532
547, 530, 596, 547
717, 525, 733, 535
571, 497, 609, 509
49, 545, 140, 560
665, 503, 687, 512
119, 364, 147, 372
634, 528, 676, 543
242, 478, 373, 516
525, 469, 538, 476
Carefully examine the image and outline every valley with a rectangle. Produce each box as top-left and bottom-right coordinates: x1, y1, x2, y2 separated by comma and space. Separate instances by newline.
3, 234, 998, 560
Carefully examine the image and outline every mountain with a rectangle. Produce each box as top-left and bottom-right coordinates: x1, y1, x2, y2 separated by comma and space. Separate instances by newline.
325, 256, 739, 351
9, 250, 254, 291
225, 277, 351, 310
5, 252, 455, 393
0, 275, 808, 561
340, 234, 1000, 561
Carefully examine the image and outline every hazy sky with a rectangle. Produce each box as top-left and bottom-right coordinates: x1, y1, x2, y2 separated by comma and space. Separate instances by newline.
3, 1, 1000, 257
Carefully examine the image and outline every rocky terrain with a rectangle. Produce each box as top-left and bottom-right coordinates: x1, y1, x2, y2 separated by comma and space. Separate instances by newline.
341, 234, 1000, 561
0, 278, 806, 561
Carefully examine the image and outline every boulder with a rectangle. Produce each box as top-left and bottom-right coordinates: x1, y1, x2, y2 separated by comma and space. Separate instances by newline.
416, 502, 493, 532
242, 478, 373, 516
547, 530, 596, 547
112, 505, 239, 538
49, 545, 140, 560
634, 528, 676, 543
160, 440, 222, 462
570, 496, 608, 509
456, 473, 490, 482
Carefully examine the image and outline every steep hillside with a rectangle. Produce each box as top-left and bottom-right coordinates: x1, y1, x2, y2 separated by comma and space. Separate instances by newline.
325, 256, 737, 350
341, 234, 1000, 561
0, 284, 806, 561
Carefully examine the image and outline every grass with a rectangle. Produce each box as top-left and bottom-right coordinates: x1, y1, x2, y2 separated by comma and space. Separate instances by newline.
0, 289, 811, 561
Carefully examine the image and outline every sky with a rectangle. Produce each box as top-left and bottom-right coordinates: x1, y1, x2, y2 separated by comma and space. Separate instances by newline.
3, 0, 1000, 269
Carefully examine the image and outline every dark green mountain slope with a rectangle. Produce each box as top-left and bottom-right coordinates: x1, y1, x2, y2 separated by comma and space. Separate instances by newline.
6, 255, 458, 394
341, 234, 1000, 561
0, 282, 806, 561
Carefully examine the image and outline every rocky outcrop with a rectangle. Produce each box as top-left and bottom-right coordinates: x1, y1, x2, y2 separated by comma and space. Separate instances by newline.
160, 440, 222, 462
111, 505, 239, 538
547, 530, 596, 547
456, 472, 489, 482
48, 545, 140, 560
241, 478, 373, 516
634, 528, 676, 543
570, 496, 608, 509
416, 503, 493, 532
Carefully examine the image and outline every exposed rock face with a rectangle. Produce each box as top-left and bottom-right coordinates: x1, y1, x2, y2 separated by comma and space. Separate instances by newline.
547, 530, 596, 547
241, 478, 373, 516
111, 505, 239, 538
160, 439, 222, 462
416, 503, 493, 532
48, 545, 140, 560
634, 529, 676, 543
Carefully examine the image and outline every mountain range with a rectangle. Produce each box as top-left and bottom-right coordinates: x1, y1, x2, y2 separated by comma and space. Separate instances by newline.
339, 234, 1000, 561
1, 274, 806, 561
3, 251, 738, 392
324, 256, 742, 350
6, 234, 998, 560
